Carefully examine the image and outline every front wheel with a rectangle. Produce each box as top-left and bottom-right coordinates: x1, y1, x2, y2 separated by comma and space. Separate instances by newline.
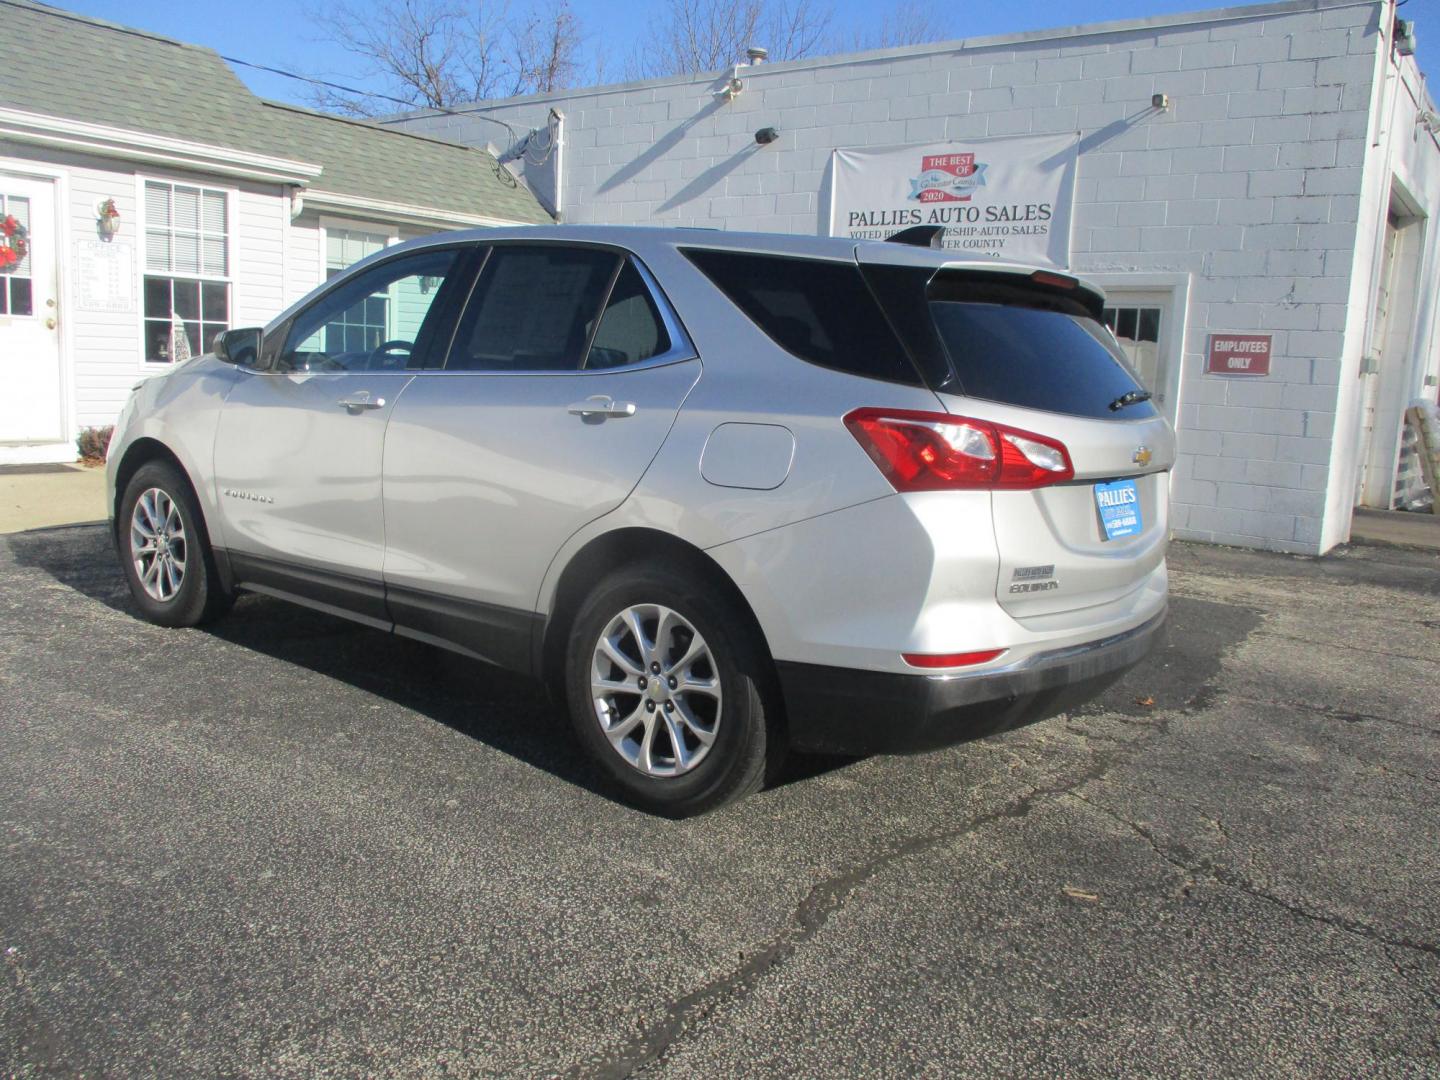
564, 564, 776, 816
118, 461, 231, 627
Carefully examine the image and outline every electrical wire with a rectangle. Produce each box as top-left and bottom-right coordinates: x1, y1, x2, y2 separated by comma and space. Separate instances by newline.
0, 0, 537, 153
218, 54, 523, 143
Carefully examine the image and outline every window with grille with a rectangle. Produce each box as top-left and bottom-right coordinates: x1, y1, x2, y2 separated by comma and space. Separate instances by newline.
0, 191, 33, 317
143, 181, 229, 363
319, 228, 390, 353
1101, 305, 1163, 392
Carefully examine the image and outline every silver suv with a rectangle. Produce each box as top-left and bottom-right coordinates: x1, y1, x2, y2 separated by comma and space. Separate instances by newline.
108, 226, 1172, 815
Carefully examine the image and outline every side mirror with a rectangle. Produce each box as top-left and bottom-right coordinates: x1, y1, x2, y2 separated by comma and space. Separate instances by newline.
214, 327, 262, 368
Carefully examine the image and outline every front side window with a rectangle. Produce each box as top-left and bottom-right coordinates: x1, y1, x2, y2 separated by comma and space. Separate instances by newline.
448, 246, 620, 372
311, 230, 391, 352
282, 247, 460, 372
144, 181, 229, 363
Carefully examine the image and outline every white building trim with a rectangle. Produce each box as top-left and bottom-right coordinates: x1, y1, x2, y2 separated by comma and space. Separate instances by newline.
300, 189, 535, 231
0, 108, 322, 186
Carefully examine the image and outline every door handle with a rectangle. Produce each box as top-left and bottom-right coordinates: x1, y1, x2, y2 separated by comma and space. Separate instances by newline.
567, 396, 636, 419
337, 393, 386, 412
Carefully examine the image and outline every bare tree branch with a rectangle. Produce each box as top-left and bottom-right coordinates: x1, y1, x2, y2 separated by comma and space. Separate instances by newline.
624, 0, 948, 80
843, 0, 952, 51
626, 0, 834, 80
304, 0, 587, 115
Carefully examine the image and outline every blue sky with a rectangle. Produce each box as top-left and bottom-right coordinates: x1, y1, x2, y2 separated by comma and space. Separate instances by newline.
62, 0, 1439, 108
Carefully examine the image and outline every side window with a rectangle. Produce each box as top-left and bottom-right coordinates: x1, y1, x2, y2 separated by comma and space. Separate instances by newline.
585, 260, 671, 370
683, 249, 919, 385
447, 245, 619, 372
282, 247, 460, 373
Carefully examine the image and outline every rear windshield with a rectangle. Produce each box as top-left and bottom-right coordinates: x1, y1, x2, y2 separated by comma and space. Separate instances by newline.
929, 301, 1157, 420
683, 249, 920, 386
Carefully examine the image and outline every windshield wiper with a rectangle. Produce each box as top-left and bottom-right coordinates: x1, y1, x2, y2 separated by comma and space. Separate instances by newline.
1109, 389, 1152, 411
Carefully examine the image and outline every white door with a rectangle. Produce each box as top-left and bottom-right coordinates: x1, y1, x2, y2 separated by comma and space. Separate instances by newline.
1101, 295, 1169, 405
0, 176, 63, 446
1355, 214, 1400, 507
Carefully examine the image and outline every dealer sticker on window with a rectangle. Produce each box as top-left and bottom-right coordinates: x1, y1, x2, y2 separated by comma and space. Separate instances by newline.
1094, 479, 1142, 541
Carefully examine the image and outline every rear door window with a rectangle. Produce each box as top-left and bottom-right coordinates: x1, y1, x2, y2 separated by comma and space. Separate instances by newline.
448, 245, 620, 372
683, 249, 919, 385
585, 260, 670, 369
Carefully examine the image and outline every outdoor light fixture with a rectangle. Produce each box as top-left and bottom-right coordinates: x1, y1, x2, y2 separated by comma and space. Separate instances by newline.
1395, 18, 1416, 56
754, 126, 780, 145
1152, 93, 1171, 111
716, 45, 769, 101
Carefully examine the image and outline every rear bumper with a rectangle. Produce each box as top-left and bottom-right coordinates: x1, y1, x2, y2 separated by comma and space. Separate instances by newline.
776, 609, 1166, 755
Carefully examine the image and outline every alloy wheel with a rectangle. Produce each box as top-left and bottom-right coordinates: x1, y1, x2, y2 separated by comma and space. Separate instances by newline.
590, 603, 722, 777
130, 487, 187, 602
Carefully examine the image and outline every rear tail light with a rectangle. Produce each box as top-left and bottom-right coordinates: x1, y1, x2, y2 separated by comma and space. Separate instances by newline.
844, 408, 1074, 491
902, 649, 1006, 669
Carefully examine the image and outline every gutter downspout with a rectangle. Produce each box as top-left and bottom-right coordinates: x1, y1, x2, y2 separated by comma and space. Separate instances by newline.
550, 108, 565, 222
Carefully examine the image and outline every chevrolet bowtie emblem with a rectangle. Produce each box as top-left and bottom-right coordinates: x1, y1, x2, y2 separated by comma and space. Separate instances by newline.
1133, 446, 1153, 466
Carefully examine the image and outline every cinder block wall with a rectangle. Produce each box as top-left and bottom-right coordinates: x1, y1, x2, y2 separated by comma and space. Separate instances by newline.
390, 0, 1385, 554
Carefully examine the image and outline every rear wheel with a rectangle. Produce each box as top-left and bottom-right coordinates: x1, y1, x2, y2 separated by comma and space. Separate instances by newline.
118, 461, 230, 627
565, 564, 775, 816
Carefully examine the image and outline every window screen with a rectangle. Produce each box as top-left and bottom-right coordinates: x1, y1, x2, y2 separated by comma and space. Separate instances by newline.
145, 182, 227, 277
586, 261, 670, 369
449, 246, 620, 372
683, 249, 918, 385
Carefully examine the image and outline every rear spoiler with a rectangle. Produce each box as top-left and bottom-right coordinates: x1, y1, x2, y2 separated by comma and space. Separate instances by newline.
876, 230, 1103, 316
928, 266, 1105, 321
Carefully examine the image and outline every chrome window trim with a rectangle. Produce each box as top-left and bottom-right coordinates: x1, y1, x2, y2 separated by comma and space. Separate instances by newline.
628, 255, 697, 367
411, 353, 700, 377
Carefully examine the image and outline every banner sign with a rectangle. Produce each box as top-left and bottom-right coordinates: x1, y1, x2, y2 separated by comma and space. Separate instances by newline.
827, 133, 1079, 267
1206, 333, 1273, 376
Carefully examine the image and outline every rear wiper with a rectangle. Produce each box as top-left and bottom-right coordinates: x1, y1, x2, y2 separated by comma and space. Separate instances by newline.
1109, 389, 1152, 411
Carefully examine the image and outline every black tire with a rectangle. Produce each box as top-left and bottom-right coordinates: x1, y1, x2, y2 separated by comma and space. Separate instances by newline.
564, 563, 777, 816
117, 461, 231, 628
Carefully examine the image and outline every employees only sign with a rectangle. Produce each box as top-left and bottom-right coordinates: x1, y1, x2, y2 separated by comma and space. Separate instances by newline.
1206, 333, 1273, 376
827, 133, 1080, 267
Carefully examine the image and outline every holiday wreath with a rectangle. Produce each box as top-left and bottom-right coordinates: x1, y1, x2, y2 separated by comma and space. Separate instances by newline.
0, 214, 29, 270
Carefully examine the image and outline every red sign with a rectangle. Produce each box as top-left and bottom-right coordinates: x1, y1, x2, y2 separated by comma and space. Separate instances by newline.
1206, 333, 1272, 376
913, 153, 982, 203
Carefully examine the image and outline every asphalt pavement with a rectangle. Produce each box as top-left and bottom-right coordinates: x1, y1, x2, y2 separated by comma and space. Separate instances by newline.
1, 526, 1437, 1078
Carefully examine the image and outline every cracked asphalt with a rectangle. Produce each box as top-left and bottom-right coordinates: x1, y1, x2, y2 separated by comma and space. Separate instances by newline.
1, 526, 1437, 1078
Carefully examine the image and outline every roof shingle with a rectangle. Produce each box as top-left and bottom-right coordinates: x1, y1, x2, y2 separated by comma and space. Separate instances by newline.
0, 0, 551, 224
